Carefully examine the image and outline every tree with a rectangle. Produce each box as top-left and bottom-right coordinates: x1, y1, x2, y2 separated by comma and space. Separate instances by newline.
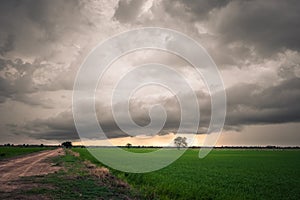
126, 143, 132, 149
174, 136, 187, 150
61, 141, 72, 148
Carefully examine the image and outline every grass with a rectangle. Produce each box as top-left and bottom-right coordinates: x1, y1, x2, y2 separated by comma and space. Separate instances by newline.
0, 147, 50, 160
73, 148, 300, 200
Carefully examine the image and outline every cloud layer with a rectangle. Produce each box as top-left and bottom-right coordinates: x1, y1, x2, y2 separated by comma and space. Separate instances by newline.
0, 0, 299, 144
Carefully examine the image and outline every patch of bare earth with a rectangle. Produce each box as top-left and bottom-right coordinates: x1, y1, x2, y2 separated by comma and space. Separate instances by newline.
0, 149, 139, 199
0, 148, 64, 199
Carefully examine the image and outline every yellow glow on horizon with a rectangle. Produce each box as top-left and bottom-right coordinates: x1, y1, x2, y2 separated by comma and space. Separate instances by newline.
73, 133, 208, 146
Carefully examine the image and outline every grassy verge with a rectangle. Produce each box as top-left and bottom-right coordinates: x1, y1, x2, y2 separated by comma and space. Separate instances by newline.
11, 149, 140, 200
73, 148, 300, 200
0, 147, 51, 160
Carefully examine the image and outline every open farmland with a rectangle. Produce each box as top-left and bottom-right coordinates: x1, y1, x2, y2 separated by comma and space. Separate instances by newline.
0, 147, 50, 160
73, 148, 300, 200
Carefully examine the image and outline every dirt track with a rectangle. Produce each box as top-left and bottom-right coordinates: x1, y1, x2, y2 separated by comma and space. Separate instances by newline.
0, 148, 64, 192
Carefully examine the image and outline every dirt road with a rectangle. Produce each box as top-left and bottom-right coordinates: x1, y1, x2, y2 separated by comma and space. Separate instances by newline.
0, 148, 64, 191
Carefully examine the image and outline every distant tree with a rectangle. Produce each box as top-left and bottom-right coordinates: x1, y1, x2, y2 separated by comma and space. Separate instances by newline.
40, 144, 44, 147
126, 143, 132, 149
174, 136, 187, 150
61, 141, 72, 148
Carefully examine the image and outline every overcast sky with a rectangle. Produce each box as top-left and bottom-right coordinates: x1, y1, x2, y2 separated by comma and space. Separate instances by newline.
0, 0, 300, 146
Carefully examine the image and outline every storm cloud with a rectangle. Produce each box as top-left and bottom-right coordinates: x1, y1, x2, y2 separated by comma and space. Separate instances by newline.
0, 0, 299, 145
16, 76, 300, 141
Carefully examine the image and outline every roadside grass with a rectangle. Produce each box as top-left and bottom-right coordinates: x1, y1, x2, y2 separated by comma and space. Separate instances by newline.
19, 150, 140, 200
73, 148, 300, 200
0, 147, 50, 160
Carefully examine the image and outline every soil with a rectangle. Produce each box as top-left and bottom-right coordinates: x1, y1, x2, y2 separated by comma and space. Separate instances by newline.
0, 148, 64, 192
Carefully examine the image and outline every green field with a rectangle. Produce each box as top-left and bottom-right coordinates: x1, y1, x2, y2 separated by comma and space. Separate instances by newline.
0, 147, 49, 160
73, 148, 300, 200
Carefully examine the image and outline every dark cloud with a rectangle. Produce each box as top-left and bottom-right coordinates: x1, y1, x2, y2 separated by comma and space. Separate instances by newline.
167, 0, 230, 21
14, 76, 300, 141
113, 0, 145, 23
112, 0, 300, 66
166, 0, 300, 55
11, 109, 79, 141
226, 77, 300, 127
0, 58, 36, 102
0, 34, 14, 56
209, 0, 300, 55
0, 57, 74, 106
15, 93, 193, 141
0, 0, 299, 144
0, 0, 93, 58
157, 0, 300, 62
